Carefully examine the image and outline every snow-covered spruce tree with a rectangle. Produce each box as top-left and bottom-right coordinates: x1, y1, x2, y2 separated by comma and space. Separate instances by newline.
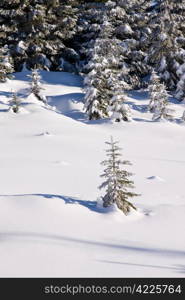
108, 92, 132, 122
99, 136, 139, 215
84, 19, 130, 120
27, 69, 46, 103
148, 69, 161, 112
151, 83, 174, 121
0, 47, 14, 82
9, 92, 21, 113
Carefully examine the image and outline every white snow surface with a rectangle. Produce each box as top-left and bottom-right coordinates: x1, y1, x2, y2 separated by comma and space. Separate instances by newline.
0, 71, 185, 277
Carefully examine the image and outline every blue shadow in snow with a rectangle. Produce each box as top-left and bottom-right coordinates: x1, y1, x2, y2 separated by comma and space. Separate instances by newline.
133, 117, 152, 123
1, 193, 185, 260
0, 91, 12, 98
99, 260, 185, 274
0, 109, 9, 112
16, 88, 30, 98
168, 96, 181, 105
128, 90, 149, 101
176, 265, 185, 274
127, 101, 148, 113
48, 93, 87, 122
0, 229, 185, 260
48, 93, 84, 107
2, 193, 103, 214
13, 71, 83, 87
37, 193, 99, 212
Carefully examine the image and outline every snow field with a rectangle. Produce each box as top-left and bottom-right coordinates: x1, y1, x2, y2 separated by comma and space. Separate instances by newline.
0, 71, 185, 277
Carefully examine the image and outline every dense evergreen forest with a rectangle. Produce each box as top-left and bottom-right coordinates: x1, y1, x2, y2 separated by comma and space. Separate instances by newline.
1, 0, 185, 119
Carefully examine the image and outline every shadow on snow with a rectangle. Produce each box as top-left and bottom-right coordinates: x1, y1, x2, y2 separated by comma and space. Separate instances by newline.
98, 260, 185, 274
0, 230, 184, 265
13, 71, 83, 87
0, 193, 101, 213
0, 194, 184, 273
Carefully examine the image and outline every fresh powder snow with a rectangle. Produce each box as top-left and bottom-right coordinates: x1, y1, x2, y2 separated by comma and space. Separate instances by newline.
0, 70, 185, 277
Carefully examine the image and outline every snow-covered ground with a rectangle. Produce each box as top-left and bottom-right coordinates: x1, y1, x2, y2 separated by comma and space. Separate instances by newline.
0, 71, 185, 277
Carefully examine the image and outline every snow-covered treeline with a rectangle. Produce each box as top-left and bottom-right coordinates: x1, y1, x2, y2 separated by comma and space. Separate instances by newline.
1, 1, 185, 119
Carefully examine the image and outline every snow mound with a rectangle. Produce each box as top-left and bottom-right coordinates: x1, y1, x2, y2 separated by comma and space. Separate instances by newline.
147, 176, 165, 182
26, 93, 42, 104
48, 96, 84, 114
9, 106, 29, 115
35, 131, 51, 137
53, 160, 70, 166
97, 199, 144, 222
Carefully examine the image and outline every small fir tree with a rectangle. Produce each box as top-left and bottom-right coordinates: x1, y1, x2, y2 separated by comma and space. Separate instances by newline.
27, 69, 46, 103
83, 18, 130, 120
148, 70, 161, 112
83, 84, 106, 120
99, 136, 139, 215
151, 83, 174, 121
9, 92, 21, 113
108, 93, 132, 122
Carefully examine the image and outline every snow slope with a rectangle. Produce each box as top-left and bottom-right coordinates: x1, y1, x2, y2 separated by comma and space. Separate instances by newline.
0, 71, 185, 277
